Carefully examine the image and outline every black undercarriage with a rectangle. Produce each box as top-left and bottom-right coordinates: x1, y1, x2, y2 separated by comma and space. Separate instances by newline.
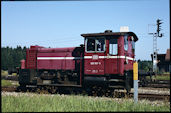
18, 69, 133, 94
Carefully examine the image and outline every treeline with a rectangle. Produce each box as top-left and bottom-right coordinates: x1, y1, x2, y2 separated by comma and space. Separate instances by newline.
138, 60, 153, 72
1, 46, 27, 70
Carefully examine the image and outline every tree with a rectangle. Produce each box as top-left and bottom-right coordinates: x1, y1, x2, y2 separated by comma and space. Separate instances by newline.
138, 59, 152, 72
1, 46, 27, 70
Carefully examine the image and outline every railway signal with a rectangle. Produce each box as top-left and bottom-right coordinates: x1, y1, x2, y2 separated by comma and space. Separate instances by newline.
156, 19, 163, 37
148, 19, 164, 74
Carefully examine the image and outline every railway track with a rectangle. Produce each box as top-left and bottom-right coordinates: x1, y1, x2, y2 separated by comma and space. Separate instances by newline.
1, 86, 170, 101
144, 84, 170, 88
139, 80, 170, 88
112, 91, 170, 101
1, 86, 17, 92
137, 93, 170, 101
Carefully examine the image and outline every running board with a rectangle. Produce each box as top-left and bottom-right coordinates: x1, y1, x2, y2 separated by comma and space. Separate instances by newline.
109, 85, 125, 89
37, 84, 82, 87
109, 79, 124, 82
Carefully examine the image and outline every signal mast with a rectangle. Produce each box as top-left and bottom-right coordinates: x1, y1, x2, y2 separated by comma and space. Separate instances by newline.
148, 19, 163, 74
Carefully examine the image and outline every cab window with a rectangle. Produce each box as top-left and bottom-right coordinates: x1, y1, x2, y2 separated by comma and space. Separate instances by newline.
131, 36, 135, 50
109, 38, 118, 55
96, 38, 105, 52
87, 38, 95, 51
86, 37, 105, 52
131, 36, 135, 53
124, 35, 128, 51
132, 40, 135, 49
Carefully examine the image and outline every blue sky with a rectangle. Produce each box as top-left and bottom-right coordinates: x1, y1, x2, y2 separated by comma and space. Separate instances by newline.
1, 0, 170, 60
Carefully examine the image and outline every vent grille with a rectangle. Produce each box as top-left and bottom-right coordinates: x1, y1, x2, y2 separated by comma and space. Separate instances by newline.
27, 50, 37, 69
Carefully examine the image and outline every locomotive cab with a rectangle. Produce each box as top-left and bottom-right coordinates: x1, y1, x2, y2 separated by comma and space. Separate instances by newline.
81, 30, 138, 92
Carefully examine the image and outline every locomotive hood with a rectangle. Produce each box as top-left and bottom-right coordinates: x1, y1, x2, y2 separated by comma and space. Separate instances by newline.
81, 31, 138, 42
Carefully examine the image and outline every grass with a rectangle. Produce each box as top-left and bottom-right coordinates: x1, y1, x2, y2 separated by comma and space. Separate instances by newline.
1, 70, 8, 76
1, 80, 13, 87
146, 74, 170, 81
12, 73, 17, 76
1, 70, 18, 76
162, 72, 170, 74
1, 80, 19, 87
155, 75, 170, 80
1, 93, 170, 112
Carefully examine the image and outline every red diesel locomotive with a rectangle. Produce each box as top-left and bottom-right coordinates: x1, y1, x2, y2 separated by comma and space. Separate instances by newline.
18, 30, 138, 93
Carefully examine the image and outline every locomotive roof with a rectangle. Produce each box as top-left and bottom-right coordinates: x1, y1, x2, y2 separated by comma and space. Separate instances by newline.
81, 31, 138, 41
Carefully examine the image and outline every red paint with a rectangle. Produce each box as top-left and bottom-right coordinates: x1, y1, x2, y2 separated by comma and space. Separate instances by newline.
26, 49, 37, 69
25, 46, 82, 70
20, 59, 25, 69
37, 47, 76, 70
80, 53, 83, 85
84, 53, 105, 75
25, 32, 138, 78
84, 36, 127, 75
118, 36, 124, 75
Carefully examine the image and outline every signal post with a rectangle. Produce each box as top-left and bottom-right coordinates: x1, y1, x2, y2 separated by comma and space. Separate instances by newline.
148, 19, 163, 74
133, 62, 138, 103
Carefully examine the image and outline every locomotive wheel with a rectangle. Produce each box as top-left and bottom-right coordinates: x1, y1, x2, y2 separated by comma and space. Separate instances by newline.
97, 87, 107, 97
37, 86, 49, 94
82, 89, 87, 96
43, 86, 50, 94
18, 84, 27, 92
91, 86, 108, 97
101, 89, 107, 97
28, 87, 36, 92
105, 89, 112, 97
91, 86, 98, 96
113, 91, 122, 98
97, 87, 102, 96
17, 86, 26, 92
37, 87, 43, 94
49, 86, 58, 94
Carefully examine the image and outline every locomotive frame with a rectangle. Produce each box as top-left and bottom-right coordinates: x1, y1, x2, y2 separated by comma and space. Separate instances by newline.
18, 30, 138, 93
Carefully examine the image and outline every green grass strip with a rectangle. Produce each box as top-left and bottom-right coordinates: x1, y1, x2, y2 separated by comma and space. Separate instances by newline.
2, 93, 170, 112
146, 75, 170, 81
1, 80, 13, 87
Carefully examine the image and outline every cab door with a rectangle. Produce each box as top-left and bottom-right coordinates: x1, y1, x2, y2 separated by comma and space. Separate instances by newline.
105, 38, 118, 74
84, 37, 105, 75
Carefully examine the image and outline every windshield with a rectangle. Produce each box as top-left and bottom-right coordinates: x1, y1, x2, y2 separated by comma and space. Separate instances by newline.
86, 37, 105, 52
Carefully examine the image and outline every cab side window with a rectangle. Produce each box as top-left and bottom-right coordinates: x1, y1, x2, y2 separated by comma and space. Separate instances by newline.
124, 35, 128, 51
96, 38, 105, 52
109, 39, 118, 55
87, 38, 95, 51
131, 36, 135, 53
